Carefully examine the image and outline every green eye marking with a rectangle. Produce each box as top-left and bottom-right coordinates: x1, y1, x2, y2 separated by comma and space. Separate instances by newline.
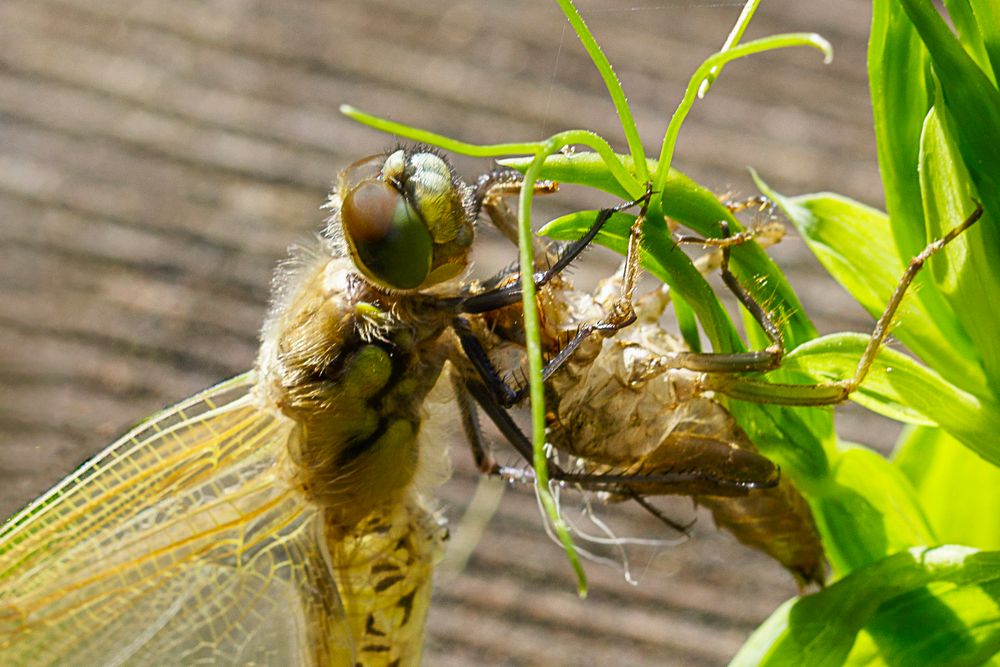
341, 179, 434, 290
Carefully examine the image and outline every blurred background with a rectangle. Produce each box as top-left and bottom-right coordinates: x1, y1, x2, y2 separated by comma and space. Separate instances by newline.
0, 1, 893, 664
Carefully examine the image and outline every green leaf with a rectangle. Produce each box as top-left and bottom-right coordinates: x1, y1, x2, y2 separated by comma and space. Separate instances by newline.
731, 546, 1000, 667
894, 425, 1000, 551
672, 292, 702, 352
812, 447, 935, 575
899, 4, 1000, 382
919, 104, 1000, 391
966, 0, 1000, 85
779, 333, 1000, 467
730, 400, 832, 487
846, 579, 1000, 666
900, 0, 1000, 215
757, 184, 986, 394
942, 0, 995, 84
869, 0, 933, 261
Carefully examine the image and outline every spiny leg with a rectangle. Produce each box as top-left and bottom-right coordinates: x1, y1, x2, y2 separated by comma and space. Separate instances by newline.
706, 201, 985, 405
453, 374, 702, 535
452, 316, 523, 408
675, 195, 784, 251
449, 369, 528, 481
458, 189, 652, 315
473, 167, 558, 252
453, 187, 658, 407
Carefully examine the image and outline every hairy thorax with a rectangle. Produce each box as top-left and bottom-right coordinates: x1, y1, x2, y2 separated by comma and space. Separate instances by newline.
256, 252, 452, 529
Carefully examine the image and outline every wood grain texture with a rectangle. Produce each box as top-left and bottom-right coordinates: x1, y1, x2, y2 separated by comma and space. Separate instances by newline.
0, 1, 898, 664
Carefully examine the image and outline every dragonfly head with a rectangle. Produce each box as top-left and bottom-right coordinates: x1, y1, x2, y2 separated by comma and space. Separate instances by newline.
333, 148, 474, 292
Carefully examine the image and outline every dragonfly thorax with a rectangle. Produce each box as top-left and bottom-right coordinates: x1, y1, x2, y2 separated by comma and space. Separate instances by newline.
256, 249, 456, 529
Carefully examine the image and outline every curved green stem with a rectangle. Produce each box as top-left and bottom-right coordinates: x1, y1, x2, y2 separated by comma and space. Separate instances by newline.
555, 0, 648, 180
653, 33, 833, 195
698, 0, 762, 97
518, 132, 593, 597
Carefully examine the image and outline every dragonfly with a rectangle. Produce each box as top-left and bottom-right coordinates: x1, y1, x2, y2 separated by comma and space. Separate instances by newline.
0, 147, 605, 667
1, 143, 981, 663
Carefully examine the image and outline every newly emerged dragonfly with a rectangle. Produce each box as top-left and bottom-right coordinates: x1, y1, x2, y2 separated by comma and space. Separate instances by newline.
0, 143, 982, 664
0, 148, 585, 666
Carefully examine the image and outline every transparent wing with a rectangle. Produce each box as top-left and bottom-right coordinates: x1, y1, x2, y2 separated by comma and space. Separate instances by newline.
0, 373, 353, 666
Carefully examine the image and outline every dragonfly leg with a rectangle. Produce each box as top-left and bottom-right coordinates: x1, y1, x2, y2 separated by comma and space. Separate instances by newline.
454, 374, 699, 534
449, 369, 528, 480
659, 217, 787, 374
473, 167, 558, 251
462, 184, 658, 402
457, 189, 653, 314
452, 316, 521, 407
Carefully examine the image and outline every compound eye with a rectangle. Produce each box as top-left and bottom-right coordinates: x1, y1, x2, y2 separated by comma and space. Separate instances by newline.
341, 180, 433, 290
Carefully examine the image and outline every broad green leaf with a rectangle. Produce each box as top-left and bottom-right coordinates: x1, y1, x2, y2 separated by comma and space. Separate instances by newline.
847, 580, 1000, 666
942, 0, 995, 84
869, 0, 932, 261
894, 425, 1000, 551
811, 447, 935, 575
779, 333, 1000, 467
967, 0, 1000, 85
779, 336, 934, 426
901, 0, 1000, 217
731, 546, 1000, 667
899, 5, 1000, 385
756, 184, 985, 393
919, 104, 1000, 391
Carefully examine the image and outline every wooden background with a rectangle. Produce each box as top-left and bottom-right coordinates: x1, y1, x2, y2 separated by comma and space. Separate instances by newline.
0, 1, 896, 665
